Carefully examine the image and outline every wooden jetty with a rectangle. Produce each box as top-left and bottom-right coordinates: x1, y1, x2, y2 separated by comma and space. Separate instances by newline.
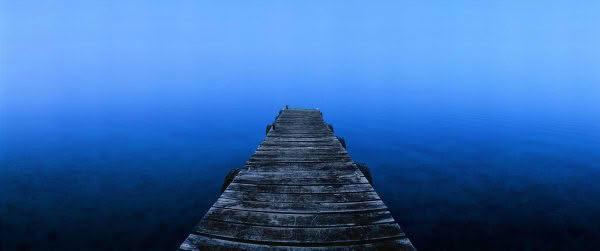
178, 108, 416, 250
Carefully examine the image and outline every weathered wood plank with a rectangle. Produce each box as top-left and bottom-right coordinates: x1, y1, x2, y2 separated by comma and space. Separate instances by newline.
257, 145, 343, 149
245, 162, 357, 171
264, 138, 337, 142
267, 131, 332, 134
220, 191, 379, 203
245, 169, 360, 175
253, 151, 349, 156
192, 220, 405, 244
249, 157, 352, 163
272, 125, 329, 128
270, 129, 331, 132
268, 132, 332, 135
277, 115, 323, 118
203, 207, 394, 227
263, 136, 338, 139
236, 169, 363, 178
249, 155, 351, 160
213, 198, 387, 213
225, 183, 375, 194
232, 174, 369, 185
259, 144, 343, 148
262, 139, 341, 143
180, 234, 415, 251
247, 160, 353, 165
261, 141, 339, 144
251, 155, 350, 159
254, 150, 348, 155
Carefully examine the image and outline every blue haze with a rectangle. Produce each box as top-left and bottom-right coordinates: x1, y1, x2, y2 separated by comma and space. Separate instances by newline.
1, 1, 599, 250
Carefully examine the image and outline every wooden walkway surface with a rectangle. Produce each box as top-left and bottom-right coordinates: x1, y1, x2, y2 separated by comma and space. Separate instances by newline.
179, 108, 416, 250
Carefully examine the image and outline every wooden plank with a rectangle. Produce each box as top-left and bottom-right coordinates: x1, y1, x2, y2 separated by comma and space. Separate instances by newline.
261, 140, 338, 143
180, 234, 415, 251
232, 174, 369, 185
247, 159, 353, 164
251, 154, 350, 159
236, 169, 363, 178
246, 161, 353, 166
272, 127, 328, 130
269, 125, 326, 127
244, 161, 357, 170
249, 153, 350, 160
277, 115, 322, 118
277, 116, 323, 118
263, 135, 338, 139
254, 150, 347, 155
212, 198, 387, 213
259, 143, 342, 148
268, 132, 332, 135
258, 145, 341, 148
245, 165, 358, 173
275, 120, 324, 122
253, 151, 348, 155
271, 129, 329, 132
203, 207, 394, 227
262, 140, 338, 143
256, 149, 343, 152
268, 133, 333, 138
192, 220, 405, 244
262, 138, 339, 143
220, 191, 379, 203
249, 156, 351, 162
253, 150, 346, 154
264, 138, 337, 142
225, 183, 375, 194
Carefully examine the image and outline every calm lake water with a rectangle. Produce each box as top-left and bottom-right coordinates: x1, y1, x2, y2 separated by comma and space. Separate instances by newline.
1, 85, 599, 250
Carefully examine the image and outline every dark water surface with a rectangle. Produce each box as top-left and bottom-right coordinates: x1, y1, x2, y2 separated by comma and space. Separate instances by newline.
1, 88, 599, 250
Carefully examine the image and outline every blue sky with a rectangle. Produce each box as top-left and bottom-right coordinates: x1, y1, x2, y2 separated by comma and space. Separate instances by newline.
1, 1, 599, 112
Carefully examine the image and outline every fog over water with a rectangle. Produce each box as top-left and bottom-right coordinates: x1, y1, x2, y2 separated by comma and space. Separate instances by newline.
1, 1, 599, 250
